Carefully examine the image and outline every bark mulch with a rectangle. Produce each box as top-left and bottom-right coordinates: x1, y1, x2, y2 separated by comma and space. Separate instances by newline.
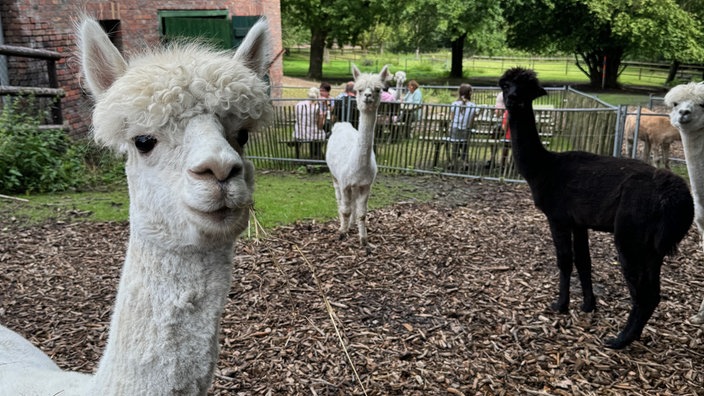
1, 176, 703, 395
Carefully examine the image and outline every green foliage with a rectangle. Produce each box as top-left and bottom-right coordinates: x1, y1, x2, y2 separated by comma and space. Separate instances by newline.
503, 0, 704, 88
76, 140, 126, 188
0, 100, 88, 194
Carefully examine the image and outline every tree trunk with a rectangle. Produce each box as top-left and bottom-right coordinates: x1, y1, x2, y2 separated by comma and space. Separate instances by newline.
577, 47, 623, 89
307, 28, 327, 80
666, 60, 681, 84
450, 33, 466, 79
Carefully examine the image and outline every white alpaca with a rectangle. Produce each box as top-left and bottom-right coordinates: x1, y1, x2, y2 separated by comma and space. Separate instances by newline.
665, 82, 704, 324
326, 64, 390, 248
0, 16, 273, 395
625, 106, 681, 169
392, 70, 407, 101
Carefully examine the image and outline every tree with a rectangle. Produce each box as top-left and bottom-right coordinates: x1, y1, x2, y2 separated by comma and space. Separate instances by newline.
666, 0, 704, 82
434, 0, 503, 78
503, 0, 704, 89
282, 0, 387, 80
393, 0, 503, 78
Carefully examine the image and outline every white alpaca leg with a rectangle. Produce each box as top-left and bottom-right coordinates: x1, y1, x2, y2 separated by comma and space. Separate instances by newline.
355, 186, 371, 246
338, 187, 353, 237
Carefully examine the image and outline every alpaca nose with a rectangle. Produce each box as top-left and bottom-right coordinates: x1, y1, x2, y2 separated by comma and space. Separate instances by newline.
190, 155, 242, 182
186, 115, 244, 182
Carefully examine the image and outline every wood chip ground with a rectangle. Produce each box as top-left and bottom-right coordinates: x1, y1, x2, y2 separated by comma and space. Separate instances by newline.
1, 175, 703, 395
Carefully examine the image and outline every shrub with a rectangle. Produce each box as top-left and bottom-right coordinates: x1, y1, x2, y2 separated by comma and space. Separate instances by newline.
0, 98, 87, 194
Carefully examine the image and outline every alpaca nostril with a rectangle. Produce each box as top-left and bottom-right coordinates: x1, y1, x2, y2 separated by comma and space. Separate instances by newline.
190, 161, 241, 182
225, 164, 243, 180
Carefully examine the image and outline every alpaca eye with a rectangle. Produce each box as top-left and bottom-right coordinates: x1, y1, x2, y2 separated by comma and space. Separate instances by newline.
236, 129, 249, 147
133, 135, 157, 153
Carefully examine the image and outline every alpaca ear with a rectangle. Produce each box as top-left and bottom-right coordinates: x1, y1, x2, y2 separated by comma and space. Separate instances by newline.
233, 19, 273, 79
351, 64, 361, 80
79, 18, 128, 96
379, 65, 390, 82
536, 86, 548, 99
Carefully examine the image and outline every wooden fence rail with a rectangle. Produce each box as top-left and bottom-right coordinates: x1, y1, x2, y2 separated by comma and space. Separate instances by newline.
0, 44, 65, 126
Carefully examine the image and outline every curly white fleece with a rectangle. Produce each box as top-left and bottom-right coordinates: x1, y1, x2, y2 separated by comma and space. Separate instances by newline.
92, 43, 272, 151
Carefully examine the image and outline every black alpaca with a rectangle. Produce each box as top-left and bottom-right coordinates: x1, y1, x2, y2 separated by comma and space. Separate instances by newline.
499, 67, 694, 349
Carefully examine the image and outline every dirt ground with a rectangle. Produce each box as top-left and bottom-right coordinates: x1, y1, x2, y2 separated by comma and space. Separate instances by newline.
1, 174, 703, 395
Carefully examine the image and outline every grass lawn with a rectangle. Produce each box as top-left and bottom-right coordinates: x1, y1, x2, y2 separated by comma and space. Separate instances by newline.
0, 171, 435, 234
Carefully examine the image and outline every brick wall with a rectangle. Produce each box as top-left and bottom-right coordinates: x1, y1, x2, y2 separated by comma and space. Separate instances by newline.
1, 0, 283, 137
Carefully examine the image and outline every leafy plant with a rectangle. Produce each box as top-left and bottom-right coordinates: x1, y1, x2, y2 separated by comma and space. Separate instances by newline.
0, 98, 87, 193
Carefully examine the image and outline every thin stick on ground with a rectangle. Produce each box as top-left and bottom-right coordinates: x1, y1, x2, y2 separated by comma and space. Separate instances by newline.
294, 245, 369, 396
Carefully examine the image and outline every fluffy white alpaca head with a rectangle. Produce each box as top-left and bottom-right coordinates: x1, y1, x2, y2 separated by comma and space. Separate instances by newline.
394, 70, 406, 86
664, 82, 704, 136
351, 64, 390, 112
79, 18, 273, 248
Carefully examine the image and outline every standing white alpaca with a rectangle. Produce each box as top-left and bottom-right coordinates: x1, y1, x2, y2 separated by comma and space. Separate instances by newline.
0, 16, 273, 395
392, 70, 407, 101
665, 82, 704, 324
326, 64, 390, 248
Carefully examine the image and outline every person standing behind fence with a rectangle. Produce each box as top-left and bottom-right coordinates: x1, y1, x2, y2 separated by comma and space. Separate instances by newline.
448, 83, 477, 169
333, 81, 359, 128
491, 91, 511, 168
319, 81, 334, 136
294, 87, 326, 158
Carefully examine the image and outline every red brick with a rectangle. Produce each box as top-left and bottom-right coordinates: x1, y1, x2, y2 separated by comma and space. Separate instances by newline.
1, 0, 282, 137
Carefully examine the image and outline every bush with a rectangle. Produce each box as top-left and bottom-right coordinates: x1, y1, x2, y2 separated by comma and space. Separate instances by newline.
77, 141, 126, 188
0, 99, 88, 194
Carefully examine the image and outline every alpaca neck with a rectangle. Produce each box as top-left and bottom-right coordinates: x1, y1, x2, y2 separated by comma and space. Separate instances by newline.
507, 103, 550, 180
679, 132, 704, 229
91, 235, 234, 395
355, 109, 376, 164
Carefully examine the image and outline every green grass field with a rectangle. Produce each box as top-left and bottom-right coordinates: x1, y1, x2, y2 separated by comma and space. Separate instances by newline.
1, 171, 434, 234
283, 50, 675, 90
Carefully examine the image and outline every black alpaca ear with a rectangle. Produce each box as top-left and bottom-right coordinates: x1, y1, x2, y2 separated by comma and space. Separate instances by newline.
536, 86, 548, 99
236, 129, 249, 147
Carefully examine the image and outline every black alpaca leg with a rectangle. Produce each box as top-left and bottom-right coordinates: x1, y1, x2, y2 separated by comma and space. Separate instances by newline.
548, 223, 574, 313
605, 250, 663, 349
573, 227, 596, 312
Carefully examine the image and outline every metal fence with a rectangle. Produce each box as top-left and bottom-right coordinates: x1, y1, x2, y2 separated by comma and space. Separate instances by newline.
248, 86, 622, 182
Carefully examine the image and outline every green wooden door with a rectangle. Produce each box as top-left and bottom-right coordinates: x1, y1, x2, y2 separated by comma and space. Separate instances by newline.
163, 17, 232, 50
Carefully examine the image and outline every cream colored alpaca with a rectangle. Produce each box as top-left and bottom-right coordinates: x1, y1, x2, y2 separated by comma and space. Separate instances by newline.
0, 16, 273, 395
326, 64, 390, 248
392, 70, 406, 101
665, 82, 704, 324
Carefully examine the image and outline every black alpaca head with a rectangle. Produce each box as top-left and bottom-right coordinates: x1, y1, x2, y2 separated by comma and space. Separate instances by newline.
499, 67, 547, 110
